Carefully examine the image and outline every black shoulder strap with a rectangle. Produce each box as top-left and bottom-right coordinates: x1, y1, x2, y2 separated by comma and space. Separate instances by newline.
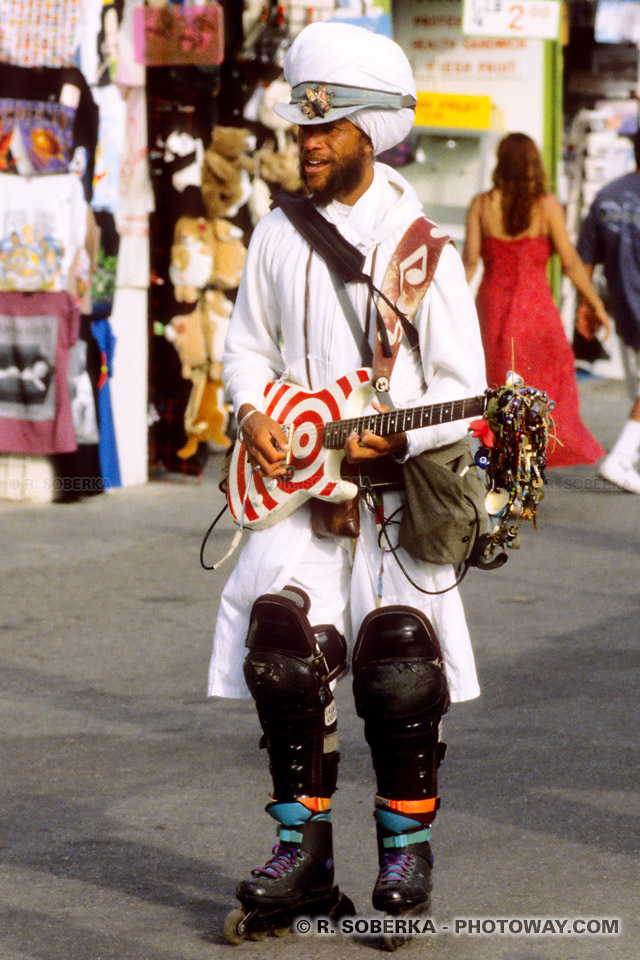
271, 190, 367, 283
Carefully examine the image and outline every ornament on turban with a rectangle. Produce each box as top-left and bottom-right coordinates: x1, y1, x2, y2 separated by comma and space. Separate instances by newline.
273, 22, 417, 156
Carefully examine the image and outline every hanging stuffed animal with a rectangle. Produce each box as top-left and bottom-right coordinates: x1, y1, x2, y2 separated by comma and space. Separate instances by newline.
178, 369, 231, 457
163, 289, 232, 380
169, 216, 217, 303
201, 125, 256, 220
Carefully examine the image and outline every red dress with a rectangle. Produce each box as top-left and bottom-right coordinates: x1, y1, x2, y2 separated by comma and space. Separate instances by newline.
475, 234, 604, 468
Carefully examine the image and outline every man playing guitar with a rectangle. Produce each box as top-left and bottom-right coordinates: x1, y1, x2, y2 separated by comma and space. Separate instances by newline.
211, 21, 488, 947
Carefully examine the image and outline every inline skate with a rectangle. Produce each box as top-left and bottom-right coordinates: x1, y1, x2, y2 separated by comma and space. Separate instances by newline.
372, 808, 433, 952
223, 801, 355, 944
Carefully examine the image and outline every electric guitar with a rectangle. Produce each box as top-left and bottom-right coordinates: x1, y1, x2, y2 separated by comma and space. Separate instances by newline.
227, 369, 486, 530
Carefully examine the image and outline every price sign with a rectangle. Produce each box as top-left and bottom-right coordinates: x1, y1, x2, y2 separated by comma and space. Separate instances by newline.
462, 0, 561, 41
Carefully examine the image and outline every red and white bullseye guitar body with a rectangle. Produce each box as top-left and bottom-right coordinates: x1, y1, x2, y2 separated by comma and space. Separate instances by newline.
227, 369, 485, 530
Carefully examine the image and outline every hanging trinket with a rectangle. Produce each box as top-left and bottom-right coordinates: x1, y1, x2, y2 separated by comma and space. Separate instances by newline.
469, 372, 553, 564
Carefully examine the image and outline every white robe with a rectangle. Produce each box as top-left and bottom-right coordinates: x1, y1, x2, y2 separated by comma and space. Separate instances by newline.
208, 163, 487, 703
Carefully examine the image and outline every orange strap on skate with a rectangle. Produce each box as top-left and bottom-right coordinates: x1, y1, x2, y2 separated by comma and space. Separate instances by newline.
298, 796, 332, 812
378, 796, 438, 815
269, 796, 332, 812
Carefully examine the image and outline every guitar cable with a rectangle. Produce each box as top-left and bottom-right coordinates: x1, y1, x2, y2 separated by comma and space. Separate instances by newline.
361, 484, 478, 596
199, 477, 255, 571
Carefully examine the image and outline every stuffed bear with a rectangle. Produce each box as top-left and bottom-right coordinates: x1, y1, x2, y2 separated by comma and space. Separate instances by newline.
164, 289, 233, 380
169, 216, 216, 302
201, 125, 256, 220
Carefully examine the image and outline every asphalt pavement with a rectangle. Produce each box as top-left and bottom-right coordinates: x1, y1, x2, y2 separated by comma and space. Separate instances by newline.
0, 374, 638, 960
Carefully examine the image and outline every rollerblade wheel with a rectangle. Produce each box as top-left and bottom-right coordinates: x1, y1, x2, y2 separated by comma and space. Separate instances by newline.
223, 908, 246, 945
247, 929, 268, 941
271, 924, 290, 938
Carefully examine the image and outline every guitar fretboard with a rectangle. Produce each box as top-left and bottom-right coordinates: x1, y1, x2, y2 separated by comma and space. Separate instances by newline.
322, 395, 485, 450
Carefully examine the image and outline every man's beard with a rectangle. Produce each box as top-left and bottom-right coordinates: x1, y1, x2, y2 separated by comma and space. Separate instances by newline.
300, 149, 369, 206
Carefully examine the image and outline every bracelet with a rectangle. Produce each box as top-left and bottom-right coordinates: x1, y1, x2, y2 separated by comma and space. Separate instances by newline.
237, 408, 259, 439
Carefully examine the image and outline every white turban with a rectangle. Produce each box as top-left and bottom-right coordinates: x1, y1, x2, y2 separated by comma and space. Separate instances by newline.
273, 22, 417, 155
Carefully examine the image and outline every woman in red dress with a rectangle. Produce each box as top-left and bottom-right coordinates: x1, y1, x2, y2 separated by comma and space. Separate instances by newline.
462, 132, 610, 468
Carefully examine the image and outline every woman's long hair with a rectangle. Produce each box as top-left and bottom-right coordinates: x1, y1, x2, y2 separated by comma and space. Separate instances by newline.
492, 133, 546, 236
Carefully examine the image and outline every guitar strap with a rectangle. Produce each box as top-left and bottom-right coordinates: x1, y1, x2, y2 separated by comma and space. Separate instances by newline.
373, 218, 450, 398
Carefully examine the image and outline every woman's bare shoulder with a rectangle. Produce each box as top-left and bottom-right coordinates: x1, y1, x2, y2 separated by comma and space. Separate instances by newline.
540, 193, 564, 215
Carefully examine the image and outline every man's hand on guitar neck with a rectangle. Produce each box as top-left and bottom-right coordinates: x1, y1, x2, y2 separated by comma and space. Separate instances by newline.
237, 404, 290, 478
344, 400, 408, 463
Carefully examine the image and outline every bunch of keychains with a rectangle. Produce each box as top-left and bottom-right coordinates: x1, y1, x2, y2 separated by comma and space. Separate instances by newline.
471, 371, 554, 564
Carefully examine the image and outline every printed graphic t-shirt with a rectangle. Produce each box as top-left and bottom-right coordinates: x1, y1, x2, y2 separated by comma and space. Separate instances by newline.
0, 290, 80, 453
0, 171, 87, 292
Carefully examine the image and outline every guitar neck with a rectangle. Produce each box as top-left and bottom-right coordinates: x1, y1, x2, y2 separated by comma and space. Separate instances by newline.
323, 395, 486, 450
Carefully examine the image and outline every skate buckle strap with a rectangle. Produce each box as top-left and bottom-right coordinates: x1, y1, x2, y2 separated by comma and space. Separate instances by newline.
278, 827, 304, 844
382, 827, 432, 849
298, 796, 332, 812
383, 797, 438, 815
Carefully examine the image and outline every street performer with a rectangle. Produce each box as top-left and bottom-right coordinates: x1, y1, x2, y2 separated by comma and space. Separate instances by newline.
209, 21, 487, 937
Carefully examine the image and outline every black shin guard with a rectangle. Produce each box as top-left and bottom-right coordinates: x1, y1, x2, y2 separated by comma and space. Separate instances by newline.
352, 606, 450, 812
243, 587, 346, 801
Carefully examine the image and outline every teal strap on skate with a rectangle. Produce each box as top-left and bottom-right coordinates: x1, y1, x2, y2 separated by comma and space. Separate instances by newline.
278, 827, 304, 844
382, 827, 432, 849
374, 807, 424, 834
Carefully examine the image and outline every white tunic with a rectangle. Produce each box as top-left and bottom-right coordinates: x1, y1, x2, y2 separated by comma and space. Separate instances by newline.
208, 163, 487, 703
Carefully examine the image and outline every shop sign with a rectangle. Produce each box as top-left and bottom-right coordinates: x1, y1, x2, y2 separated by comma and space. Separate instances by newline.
414, 92, 492, 129
462, 0, 561, 41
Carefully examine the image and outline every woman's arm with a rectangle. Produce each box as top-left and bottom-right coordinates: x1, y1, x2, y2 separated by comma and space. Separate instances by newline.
544, 194, 611, 337
462, 193, 483, 283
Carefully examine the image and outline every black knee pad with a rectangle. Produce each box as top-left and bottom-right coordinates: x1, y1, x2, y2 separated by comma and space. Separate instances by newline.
352, 606, 450, 807
243, 586, 347, 801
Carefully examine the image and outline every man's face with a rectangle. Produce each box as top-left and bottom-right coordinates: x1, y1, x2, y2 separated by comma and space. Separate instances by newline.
297, 118, 373, 206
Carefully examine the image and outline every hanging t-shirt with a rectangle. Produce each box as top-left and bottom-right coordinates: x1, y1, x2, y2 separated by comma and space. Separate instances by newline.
0, 290, 80, 454
91, 84, 126, 213
0, 172, 87, 292
0, 0, 83, 69
0, 63, 99, 201
91, 316, 121, 487
0, 98, 76, 175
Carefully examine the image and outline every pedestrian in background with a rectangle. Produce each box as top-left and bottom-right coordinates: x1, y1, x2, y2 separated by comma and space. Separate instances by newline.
577, 130, 640, 494
463, 132, 610, 468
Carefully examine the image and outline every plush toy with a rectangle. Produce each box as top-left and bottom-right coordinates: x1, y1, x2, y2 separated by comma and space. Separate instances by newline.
201, 125, 256, 220
169, 215, 246, 301
211, 218, 246, 290
169, 216, 216, 302
164, 131, 205, 193
164, 289, 232, 380
177, 368, 231, 457
249, 138, 303, 224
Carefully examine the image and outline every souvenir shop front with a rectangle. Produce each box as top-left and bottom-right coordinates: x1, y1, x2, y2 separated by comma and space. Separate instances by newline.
1, 1, 637, 501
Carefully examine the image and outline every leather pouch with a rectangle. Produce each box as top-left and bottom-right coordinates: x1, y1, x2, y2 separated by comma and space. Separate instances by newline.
310, 496, 360, 539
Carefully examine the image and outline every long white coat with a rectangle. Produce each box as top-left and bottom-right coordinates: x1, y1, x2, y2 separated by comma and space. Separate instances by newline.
208, 163, 487, 703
